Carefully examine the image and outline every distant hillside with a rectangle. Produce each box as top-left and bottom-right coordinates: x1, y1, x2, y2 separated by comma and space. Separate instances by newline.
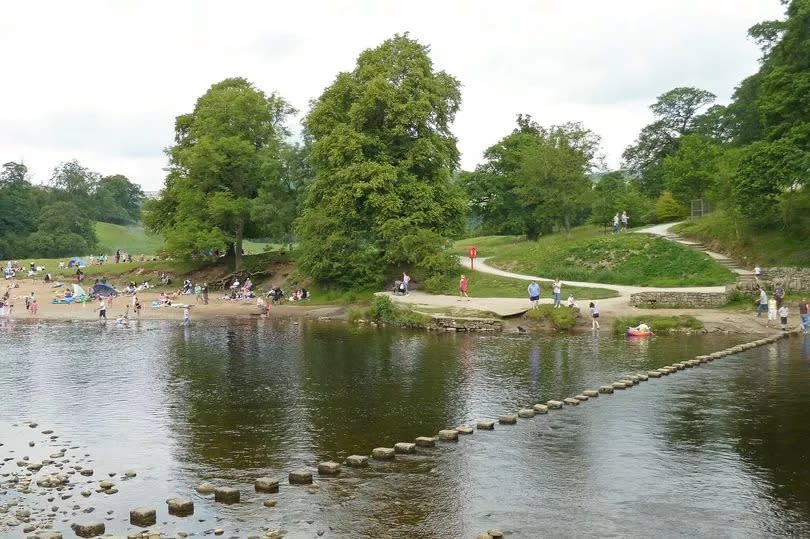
95, 222, 164, 255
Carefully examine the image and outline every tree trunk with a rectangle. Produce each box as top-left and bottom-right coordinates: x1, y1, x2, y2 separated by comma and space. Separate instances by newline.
234, 221, 244, 271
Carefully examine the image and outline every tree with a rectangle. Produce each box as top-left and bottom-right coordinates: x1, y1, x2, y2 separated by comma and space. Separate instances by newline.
660, 134, 722, 204
297, 34, 466, 288
622, 87, 716, 196
26, 201, 97, 257
93, 174, 145, 224
49, 160, 100, 203
145, 77, 294, 270
590, 171, 655, 228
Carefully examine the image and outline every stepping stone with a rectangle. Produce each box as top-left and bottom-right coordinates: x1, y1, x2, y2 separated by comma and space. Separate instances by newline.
166, 497, 194, 516
476, 420, 495, 430
414, 436, 436, 447
372, 447, 395, 460
254, 477, 279, 493
546, 400, 564, 409
71, 521, 105, 538
130, 506, 156, 527
345, 455, 369, 467
214, 486, 240, 503
612, 382, 628, 389
563, 397, 580, 405
647, 371, 661, 378
583, 390, 599, 398
455, 425, 474, 434
498, 415, 517, 425
635, 374, 649, 381
317, 461, 341, 475
574, 394, 589, 401
533, 404, 549, 413
599, 385, 614, 393
289, 469, 313, 484
394, 443, 416, 454
438, 429, 459, 442
517, 408, 535, 418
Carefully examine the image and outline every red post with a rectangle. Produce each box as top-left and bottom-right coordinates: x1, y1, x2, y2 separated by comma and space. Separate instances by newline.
468, 246, 478, 270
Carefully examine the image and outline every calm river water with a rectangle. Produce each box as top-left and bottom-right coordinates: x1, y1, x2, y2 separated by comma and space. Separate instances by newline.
1, 319, 810, 537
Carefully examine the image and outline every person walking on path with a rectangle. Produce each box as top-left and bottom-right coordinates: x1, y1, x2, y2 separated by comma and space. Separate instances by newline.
621, 211, 629, 232
612, 213, 619, 234
552, 279, 562, 308
589, 302, 600, 330
767, 297, 777, 328
757, 288, 768, 317
459, 275, 469, 299
778, 303, 789, 331
202, 282, 209, 305
527, 280, 540, 308
403, 273, 410, 295
799, 298, 809, 334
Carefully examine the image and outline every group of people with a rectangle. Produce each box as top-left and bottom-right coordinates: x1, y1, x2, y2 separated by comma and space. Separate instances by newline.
757, 285, 809, 333
612, 211, 630, 234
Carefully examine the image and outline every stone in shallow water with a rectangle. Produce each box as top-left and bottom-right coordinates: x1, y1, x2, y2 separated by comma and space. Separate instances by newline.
517, 408, 535, 418
254, 477, 279, 493
167, 497, 194, 516
563, 397, 580, 406
371, 447, 395, 460
214, 486, 240, 503
574, 394, 589, 401
79, 469, 93, 476
438, 429, 459, 441
394, 443, 416, 454
533, 404, 549, 413
263, 499, 277, 508
129, 506, 156, 527
98, 481, 113, 490
476, 420, 495, 430
599, 385, 614, 393
546, 400, 564, 409
317, 461, 341, 475
196, 482, 215, 495
414, 436, 436, 447
70, 521, 104, 537
647, 371, 661, 378
498, 415, 517, 425
289, 469, 313, 484
455, 425, 474, 434
124, 469, 136, 478
612, 382, 627, 389
345, 455, 369, 467
583, 390, 599, 398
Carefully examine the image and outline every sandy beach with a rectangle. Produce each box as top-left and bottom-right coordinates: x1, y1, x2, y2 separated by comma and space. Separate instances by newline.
1, 278, 343, 322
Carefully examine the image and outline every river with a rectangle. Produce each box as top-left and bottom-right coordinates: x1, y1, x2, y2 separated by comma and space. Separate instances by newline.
1, 319, 809, 537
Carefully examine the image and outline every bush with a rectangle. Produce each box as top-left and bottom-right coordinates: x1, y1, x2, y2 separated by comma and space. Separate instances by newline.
363, 295, 430, 327
655, 191, 688, 222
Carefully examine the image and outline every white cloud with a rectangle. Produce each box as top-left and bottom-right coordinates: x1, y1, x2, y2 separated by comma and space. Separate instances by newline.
0, 0, 785, 190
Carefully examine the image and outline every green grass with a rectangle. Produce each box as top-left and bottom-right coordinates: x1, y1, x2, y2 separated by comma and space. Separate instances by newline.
95, 222, 165, 255
433, 270, 618, 299
523, 304, 580, 329
612, 314, 704, 334
454, 226, 736, 287
672, 210, 810, 267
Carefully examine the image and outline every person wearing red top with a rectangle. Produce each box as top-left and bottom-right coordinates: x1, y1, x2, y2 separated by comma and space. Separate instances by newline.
799, 298, 809, 334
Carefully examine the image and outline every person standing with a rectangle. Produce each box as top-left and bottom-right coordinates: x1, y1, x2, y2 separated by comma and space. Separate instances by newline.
757, 288, 768, 317
97, 296, 107, 321
194, 283, 202, 303
621, 211, 629, 232
589, 302, 600, 330
202, 282, 209, 305
552, 279, 562, 308
799, 298, 809, 334
527, 280, 540, 308
774, 283, 785, 309
612, 213, 619, 234
29, 292, 37, 317
767, 297, 777, 328
778, 303, 789, 331
183, 306, 191, 326
459, 275, 469, 299
402, 273, 410, 295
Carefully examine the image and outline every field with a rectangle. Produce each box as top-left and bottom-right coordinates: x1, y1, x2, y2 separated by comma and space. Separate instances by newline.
453, 226, 736, 287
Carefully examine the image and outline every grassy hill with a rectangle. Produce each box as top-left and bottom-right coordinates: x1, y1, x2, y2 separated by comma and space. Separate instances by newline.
672, 211, 810, 268
453, 226, 736, 287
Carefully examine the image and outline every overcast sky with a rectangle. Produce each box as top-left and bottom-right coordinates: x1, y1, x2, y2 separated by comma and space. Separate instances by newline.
0, 1, 784, 191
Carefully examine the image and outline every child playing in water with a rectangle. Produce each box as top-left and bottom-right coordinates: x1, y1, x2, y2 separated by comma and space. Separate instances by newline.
589, 302, 600, 330
778, 304, 789, 331
183, 306, 191, 326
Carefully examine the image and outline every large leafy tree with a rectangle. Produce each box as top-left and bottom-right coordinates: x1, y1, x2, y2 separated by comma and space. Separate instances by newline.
93, 174, 145, 224
297, 34, 466, 287
461, 115, 602, 238
622, 87, 716, 196
145, 77, 294, 269
26, 201, 98, 257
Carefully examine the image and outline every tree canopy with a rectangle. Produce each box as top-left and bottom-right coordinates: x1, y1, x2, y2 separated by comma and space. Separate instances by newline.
296, 34, 466, 288
144, 77, 295, 269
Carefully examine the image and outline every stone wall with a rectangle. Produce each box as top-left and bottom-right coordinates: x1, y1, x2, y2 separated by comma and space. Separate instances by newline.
630, 291, 729, 308
426, 315, 503, 332
753, 267, 810, 292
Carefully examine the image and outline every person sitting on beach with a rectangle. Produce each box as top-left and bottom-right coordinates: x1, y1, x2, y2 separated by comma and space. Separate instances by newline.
567, 295, 575, 308
158, 292, 170, 305
231, 278, 240, 291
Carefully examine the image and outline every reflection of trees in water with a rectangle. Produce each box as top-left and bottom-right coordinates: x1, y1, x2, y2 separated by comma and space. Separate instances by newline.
164, 319, 300, 470
299, 325, 464, 459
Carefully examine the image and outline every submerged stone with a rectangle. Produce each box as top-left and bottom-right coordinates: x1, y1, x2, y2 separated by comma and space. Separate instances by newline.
289, 469, 314, 484
254, 477, 279, 493
214, 486, 240, 503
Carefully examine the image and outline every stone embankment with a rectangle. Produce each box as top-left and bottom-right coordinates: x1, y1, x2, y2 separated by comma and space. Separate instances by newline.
425, 315, 502, 332
630, 291, 729, 308
737, 267, 810, 292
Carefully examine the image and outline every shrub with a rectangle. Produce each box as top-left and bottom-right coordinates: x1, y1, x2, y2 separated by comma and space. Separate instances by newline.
613, 314, 703, 334
655, 191, 688, 222
523, 305, 579, 330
